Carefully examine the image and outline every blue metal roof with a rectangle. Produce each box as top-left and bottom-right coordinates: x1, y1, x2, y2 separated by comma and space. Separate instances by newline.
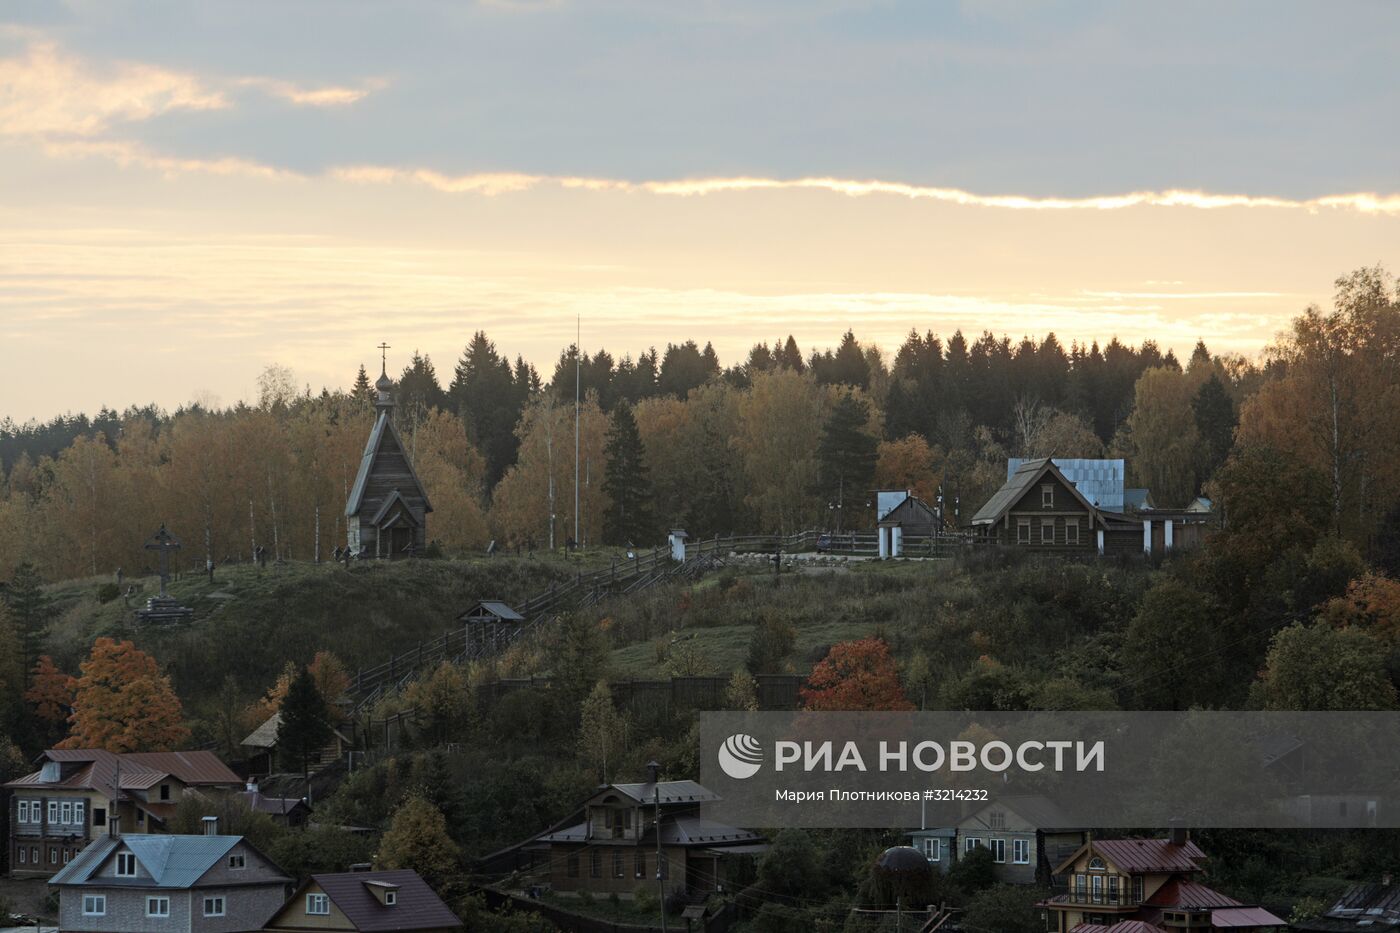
1007, 458, 1125, 511
51, 835, 243, 888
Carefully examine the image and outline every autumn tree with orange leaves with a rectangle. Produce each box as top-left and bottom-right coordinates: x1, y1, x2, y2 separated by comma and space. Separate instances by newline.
25, 655, 72, 745
800, 638, 913, 711
61, 638, 189, 752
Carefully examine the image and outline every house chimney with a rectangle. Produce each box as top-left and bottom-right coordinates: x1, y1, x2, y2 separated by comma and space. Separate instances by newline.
350, 863, 372, 873
1168, 818, 1187, 847
645, 760, 661, 785
202, 816, 218, 836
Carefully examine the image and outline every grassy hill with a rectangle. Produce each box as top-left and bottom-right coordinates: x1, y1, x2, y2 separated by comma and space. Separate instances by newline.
40, 554, 588, 729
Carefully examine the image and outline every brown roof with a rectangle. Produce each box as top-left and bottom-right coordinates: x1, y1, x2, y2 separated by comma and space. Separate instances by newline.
1056, 837, 1207, 876
307, 870, 460, 932
1073, 923, 1165, 933
120, 751, 241, 785
3, 749, 240, 798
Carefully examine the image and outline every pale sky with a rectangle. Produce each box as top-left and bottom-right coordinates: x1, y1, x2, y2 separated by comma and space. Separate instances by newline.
4, 1, 1400, 422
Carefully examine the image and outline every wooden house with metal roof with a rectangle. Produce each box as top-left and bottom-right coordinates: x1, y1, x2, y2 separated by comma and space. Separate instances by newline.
496, 763, 765, 900
345, 363, 432, 559
6, 749, 242, 879
1039, 832, 1284, 932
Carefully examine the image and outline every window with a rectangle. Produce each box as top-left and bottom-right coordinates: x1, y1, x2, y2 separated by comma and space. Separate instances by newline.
635, 852, 647, 879
63, 849, 72, 864
82, 895, 106, 916
306, 894, 330, 915
989, 839, 1006, 863
1017, 520, 1031, 544
146, 896, 170, 917
566, 854, 579, 878
116, 851, 137, 877
204, 897, 226, 917
49, 848, 58, 865
1041, 485, 1054, 508
1088, 856, 1106, 871
136, 809, 145, 825
964, 837, 983, 854
17, 801, 29, 823
17, 848, 25, 865
384, 891, 396, 907
1066, 521, 1080, 545
1074, 874, 1086, 898
922, 838, 940, 861
1133, 876, 1144, 903
93, 807, 106, 827
1013, 839, 1030, 864
159, 784, 171, 801
61, 802, 73, 823
229, 853, 246, 870
75, 801, 85, 825
590, 850, 601, 878
988, 811, 1006, 830
1108, 876, 1120, 902
48, 801, 58, 823
1091, 875, 1104, 903
30, 847, 37, 864
613, 850, 625, 879
1041, 519, 1055, 544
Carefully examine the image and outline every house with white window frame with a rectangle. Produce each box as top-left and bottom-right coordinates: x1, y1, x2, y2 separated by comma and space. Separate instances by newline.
49, 829, 290, 933
905, 828, 958, 874
955, 796, 1087, 885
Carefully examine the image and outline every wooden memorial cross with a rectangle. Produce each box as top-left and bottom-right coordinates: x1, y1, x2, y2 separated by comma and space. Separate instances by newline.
144, 524, 182, 599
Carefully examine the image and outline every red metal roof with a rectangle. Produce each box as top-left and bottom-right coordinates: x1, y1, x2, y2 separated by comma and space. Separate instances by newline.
1092, 838, 1207, 874
1073, 922, 1166, 933
1145, 878, 1242, 910
1210, 906, 1286, 928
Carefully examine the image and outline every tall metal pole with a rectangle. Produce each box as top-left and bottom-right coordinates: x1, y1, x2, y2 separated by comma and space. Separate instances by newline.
574, 315, 581, 551
655, 786, 667, 932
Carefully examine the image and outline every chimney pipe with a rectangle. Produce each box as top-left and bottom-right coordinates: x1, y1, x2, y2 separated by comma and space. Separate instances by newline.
1168, 818, 1187, 847
202, 815, 218, 836
645, 760, 661, 785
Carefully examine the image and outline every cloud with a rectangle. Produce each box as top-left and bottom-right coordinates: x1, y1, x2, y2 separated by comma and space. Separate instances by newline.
331, 166, 1400, 216
0, 39, 227, 138
0, 35, 377, 147
236, 76, 385, 107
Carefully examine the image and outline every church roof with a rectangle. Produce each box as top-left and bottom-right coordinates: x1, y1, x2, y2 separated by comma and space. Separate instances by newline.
345, 410, 433, 518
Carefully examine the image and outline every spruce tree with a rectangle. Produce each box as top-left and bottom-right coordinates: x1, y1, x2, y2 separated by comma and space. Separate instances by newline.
1192, 374, 1237, 482
4, 562, 50, 673
275, 667, 333, 800
815, 393, 878, 530
602, 403, 654, 546
351, 364, 373, 407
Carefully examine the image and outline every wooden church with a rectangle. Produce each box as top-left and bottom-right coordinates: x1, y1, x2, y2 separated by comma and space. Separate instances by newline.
345, 359, 432, 558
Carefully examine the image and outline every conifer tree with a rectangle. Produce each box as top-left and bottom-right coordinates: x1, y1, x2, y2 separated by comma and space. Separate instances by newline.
275, 666, 333, 798
602, 403, 654, 545
4, 561, 50, 673
1192, 373, 1237, 482
815, 392, 878, 530
351, 364, 374, 407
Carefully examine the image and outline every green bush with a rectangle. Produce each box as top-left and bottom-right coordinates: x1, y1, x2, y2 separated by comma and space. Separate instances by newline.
96, 582, 121, 603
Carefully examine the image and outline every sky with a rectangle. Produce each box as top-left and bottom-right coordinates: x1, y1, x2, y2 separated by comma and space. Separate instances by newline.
3, 0, 1400, 422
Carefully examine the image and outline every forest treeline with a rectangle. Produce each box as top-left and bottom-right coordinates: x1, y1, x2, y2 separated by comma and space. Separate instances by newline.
3, 265, 1400, 582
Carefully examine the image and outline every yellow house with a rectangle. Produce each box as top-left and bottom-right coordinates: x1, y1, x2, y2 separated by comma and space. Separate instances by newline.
262, 869, 460, 933
1040, 833, 1284, 932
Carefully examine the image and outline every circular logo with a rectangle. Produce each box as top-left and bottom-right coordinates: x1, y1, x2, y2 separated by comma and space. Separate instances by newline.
718, 733, 764, 779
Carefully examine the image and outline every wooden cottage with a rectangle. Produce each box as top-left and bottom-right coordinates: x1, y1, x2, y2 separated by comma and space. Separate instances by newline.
345, 366, 432, 558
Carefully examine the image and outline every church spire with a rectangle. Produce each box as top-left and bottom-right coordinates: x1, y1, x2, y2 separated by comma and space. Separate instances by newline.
374, 342, 394, 410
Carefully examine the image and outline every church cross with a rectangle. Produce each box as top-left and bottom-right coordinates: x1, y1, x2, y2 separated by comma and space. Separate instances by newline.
144, 524, 183, 599
377, 342, 391, 374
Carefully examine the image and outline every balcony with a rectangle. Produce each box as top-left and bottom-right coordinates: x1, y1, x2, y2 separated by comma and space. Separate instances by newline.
1048, 879, 1140, 910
